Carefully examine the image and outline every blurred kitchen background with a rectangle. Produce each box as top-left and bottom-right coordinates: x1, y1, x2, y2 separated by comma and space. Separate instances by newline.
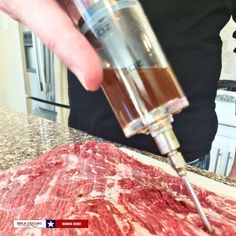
0, 12, 235, 177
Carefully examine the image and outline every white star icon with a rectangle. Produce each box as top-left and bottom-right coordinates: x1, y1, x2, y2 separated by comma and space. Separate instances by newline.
48, 221, 54, 228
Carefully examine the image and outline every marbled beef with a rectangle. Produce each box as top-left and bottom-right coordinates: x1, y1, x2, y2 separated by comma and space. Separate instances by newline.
0, 142, 236, 235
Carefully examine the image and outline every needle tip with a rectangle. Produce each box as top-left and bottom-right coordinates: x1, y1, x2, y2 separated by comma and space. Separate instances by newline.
181, 175, 213, 234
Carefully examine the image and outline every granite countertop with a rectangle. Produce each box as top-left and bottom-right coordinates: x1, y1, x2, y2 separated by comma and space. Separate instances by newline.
0, 106, 235, 187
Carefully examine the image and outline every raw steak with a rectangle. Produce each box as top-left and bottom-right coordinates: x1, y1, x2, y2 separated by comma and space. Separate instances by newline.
0, 142, 236, 236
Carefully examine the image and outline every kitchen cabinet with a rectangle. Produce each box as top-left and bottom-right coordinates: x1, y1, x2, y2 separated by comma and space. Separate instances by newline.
210, 125, 236, 176
210, 90, 236, 176
211, 18, 236, 177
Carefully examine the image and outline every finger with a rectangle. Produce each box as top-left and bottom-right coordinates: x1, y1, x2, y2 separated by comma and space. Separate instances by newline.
16, 0, 103, 91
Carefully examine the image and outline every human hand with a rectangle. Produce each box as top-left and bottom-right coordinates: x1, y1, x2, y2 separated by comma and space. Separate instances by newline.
0, 0, 103, 91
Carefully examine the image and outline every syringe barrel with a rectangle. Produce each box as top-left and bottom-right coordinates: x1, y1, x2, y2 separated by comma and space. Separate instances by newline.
74, 0, 189, 137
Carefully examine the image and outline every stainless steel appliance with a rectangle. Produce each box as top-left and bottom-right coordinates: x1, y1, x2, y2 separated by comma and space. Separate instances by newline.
22, 28, 70, 125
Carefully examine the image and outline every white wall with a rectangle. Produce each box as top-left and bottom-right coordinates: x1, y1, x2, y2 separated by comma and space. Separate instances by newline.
0, 22, 6, 106
0, 12, 26, 112
220, 17, 236, 81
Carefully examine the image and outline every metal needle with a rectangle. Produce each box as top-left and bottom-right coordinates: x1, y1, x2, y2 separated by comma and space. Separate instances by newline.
152, 127, 213, 233
166, 150, 213, 234
181, 175, 213, 234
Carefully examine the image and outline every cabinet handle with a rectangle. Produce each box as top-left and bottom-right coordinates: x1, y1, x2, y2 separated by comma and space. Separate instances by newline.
234, 100, 236, 116
224, 152, 232, 176
32, 34, 46, 92
214, 149, 222, 173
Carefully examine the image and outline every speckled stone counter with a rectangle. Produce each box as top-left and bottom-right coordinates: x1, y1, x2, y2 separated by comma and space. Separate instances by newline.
0, 106, 235, 187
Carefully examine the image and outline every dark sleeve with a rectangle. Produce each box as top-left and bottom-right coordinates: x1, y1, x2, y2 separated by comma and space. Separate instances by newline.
233, 1, 236, 22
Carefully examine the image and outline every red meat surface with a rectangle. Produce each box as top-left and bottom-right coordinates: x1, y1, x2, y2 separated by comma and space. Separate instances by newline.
0, 142, 235, 235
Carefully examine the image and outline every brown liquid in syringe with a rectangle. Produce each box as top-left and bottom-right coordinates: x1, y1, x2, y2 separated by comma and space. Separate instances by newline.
102, 67, 184, 129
